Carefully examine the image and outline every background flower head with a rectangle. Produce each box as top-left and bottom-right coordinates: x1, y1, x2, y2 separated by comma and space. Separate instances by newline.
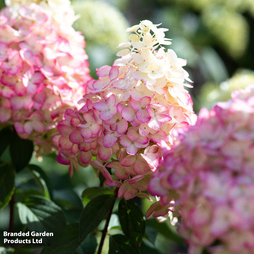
0, 0, 90, 153
148, 84, 254, 254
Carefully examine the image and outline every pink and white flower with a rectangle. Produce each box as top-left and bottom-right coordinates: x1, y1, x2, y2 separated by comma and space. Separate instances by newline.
55, 20, 196, 200
149, 84, 254, 254
0, 0, 90, 153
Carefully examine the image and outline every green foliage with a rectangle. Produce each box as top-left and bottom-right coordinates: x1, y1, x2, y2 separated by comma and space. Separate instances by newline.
109, 235, 140, 254
118, 199, 146, 246
9, 131, 33, 172
27, 164, 52, 200
82, 186, 115, 205
0, 163, 15, 209
41, 223, 81, 254
79, 194, 116, 239
16, 195, 66, 233
147, 219, 185, 245
0, 127, 13, 157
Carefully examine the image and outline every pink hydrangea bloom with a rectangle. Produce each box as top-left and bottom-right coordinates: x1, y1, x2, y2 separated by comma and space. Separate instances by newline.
0, 0, 90, 153
55, 20, 196, 199
148, 84, 254, 254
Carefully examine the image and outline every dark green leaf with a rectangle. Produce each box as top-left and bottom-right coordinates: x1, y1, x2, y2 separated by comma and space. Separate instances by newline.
139, 240, 161, 254
118, 199, 145, 246
81, 187, 114, 205
41, 223, 80, 254
27, 164, 52, 199
16, 195, 66, 234
76, 234, 97, 254
0, 163, 15, 209
147, 219, 185, 245
79, 194, 115, 240
144, 223, 158, 245
9, 131, 33, 172
109, 235, 140, 254
54, 189, 84, 223
0, 127, 13, 157
54, 189, 83, 210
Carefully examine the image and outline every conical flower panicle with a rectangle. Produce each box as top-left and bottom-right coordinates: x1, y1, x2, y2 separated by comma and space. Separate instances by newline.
0, 0, 90, 153
55, 20, 196, 200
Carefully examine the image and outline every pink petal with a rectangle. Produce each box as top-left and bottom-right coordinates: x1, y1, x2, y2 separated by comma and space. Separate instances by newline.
31, 72, 44, 84
133, 156, 149, 174
121, 107, 136, 122
10, 96, 23, 110
14, 122, 24, 134
103, 133, 118, 148
127, 127, 139, 141
59, 136, 73, 150
69, 130, 83, 144
118, 181, 137, 200
22, 95, 33, 109
127, 144, 138, 155
100, 111, 114, 121
106, 161, 129, 180
136, 109, 151, 123
109, 66, 119, 80
116, 119, 128, 134
119, 135, 131, 147
80, 128, 92, 139
93, 101, 107, 111
121, 155, 136, 167
24, 122, 33, 135
98, 146, 112, 161
130, 97, 141, 111
106, 94, 116, 108
57, 152, 70, 165
79, 151, 92, 164
96, 65, 111, 77
32, 120, 45, 133
0, 107, 11, 122
57, 123, 73, 137
2, 86, 15, 98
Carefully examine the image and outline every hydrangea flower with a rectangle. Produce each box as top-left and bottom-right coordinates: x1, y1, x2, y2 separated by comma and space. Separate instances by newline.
148, 84, 254, 254
54, 20, 196, 199
0, 0, 90, 153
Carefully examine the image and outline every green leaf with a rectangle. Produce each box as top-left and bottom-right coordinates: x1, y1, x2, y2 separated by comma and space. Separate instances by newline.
9, 131, 33, 172
109, 235, 140, 254
147, 219, 185, 245
0, 163, 15, 209
41, 223, 80, 254
118, 199, 145, 246
27, 164, 52, 199
81, 187, 114, 205
54, 189, 83, 210
139, 240, 161, 254
79, 194, 115, 240
0, 127, 13, 157
76, 234, 97, 254
16, 195, 66, 234
54, 189, 84, 223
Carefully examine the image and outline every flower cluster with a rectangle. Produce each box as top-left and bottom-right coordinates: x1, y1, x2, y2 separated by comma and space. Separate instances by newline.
54, 20, 196, 200
0, 0, 90, 152
148, 84, 254, 254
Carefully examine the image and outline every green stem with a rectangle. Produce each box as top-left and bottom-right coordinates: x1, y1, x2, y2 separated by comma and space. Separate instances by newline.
97, 189, 118, 254
8, 192, 15, 243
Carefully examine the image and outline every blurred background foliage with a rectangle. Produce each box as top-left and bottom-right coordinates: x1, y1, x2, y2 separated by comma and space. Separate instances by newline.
1, 0, 254, 253
71, 0, 254, 112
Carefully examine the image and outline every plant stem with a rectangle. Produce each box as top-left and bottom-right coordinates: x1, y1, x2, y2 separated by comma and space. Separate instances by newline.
8, 192, 15, 242
97, 190, 118, 254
